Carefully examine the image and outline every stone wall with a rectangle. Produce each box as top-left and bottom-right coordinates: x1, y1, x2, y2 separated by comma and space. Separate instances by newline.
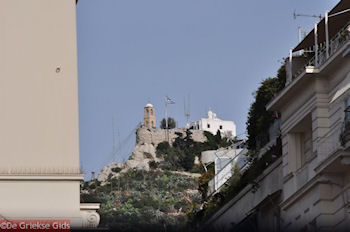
136, 128, 207, 147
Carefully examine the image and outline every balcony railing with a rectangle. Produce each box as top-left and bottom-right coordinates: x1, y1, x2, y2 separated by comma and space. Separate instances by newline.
292, 21, 350, 80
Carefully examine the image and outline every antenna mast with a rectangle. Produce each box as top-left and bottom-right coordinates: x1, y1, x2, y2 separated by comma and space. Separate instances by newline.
293, 10, 322, 53
184, 94, 191, 128
112, 117, 117, 162
117, 129, 121, 162
293, 10, 322, 20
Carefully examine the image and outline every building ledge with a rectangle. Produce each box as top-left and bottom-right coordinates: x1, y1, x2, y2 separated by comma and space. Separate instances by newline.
80, 203, 100, 211
0, 174, 84, 181
267, 70, 315, 111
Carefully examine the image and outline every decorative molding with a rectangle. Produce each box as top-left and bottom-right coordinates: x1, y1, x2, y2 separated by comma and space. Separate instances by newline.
80, 203, 100, 228
0, 174, 84, 181
0, 167, 81, 175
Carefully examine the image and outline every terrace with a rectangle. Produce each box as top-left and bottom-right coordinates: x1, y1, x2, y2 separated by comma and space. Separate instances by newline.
288, 20, 350, 83
267, 0, 350, 114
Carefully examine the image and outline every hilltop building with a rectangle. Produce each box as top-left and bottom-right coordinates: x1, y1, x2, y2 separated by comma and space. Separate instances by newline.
143, 103, 156, 129
0, 0, 99, 228
189, 110, 236, 138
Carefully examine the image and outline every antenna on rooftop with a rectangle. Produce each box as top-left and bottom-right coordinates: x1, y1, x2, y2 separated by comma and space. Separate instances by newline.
184, 94, 191, 127
293, 10, 322, 20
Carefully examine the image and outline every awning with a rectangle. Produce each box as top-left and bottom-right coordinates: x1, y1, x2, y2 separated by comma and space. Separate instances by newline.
293, 0, 350, 52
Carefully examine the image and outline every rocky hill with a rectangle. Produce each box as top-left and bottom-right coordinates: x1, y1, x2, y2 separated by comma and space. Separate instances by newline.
97, 128, 206, 181
83, 128, 232, 231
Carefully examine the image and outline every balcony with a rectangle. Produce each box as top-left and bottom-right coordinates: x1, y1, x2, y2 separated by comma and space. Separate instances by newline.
287, 21, 350, 85
315, 122, 350, 173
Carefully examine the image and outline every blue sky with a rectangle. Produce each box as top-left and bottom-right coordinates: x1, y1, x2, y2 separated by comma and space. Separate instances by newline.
76, 0, 338, 177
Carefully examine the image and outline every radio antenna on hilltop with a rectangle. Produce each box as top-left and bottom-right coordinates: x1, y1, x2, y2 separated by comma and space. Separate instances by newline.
117, 129, 121, 162
293, 10, 322, 20
184, 94, 191, 127
111, 116, 117, 162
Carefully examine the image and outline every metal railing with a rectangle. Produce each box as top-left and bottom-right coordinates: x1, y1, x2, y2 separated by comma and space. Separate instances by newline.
207, 149, 249, 196
292, 21, 350, 80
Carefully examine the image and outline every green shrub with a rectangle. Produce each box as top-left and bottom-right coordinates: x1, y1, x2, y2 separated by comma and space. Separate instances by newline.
156, 141, 170, 157
149, 161, 159, 169
112, 167, 122, 173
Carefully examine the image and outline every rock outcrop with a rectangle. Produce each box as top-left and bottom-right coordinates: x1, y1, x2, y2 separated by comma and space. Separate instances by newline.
125, 143, 162, 171
97, 162, 125, 182
98, 128, 207, 181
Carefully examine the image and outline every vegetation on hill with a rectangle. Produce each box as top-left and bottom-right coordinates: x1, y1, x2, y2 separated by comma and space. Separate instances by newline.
156, 130, 232, 172
81, 169, 201, 232
81, 129, 235, 231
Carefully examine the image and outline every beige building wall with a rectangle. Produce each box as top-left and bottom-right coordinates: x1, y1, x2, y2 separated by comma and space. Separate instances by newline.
0, 0, 99, 228
0, 0, 80, 172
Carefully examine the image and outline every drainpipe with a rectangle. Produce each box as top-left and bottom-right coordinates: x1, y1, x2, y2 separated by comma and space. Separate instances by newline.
325, 11, 329, 59
288, 49, 293, 83
289, 49, 292, 69
314, 23, 318, 66
298, 26, 302, 56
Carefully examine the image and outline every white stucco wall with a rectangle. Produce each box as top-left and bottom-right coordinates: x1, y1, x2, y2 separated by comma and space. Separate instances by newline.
189, 110, 236, 138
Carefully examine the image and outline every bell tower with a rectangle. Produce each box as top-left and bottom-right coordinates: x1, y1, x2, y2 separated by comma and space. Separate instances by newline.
144, 103, 156, 129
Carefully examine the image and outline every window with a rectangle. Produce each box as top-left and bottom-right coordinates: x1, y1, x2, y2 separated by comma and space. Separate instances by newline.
219, 125, 223, 129
151, 109, 153, 115
207, 124, 210, 128
146, 109, 149, 115
346, 98, 350, 122
151, 121, 154, 128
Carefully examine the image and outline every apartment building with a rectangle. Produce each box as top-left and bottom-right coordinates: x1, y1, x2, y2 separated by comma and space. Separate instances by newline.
267, 0, 350, 230
203, 1, 350, 231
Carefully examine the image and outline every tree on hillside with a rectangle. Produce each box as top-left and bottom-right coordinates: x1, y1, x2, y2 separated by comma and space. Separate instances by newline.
160, 117, 176, 129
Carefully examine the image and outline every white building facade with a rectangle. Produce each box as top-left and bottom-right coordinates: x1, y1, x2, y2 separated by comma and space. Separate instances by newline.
203, 1, 350, 231
189, 110, 236, 138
